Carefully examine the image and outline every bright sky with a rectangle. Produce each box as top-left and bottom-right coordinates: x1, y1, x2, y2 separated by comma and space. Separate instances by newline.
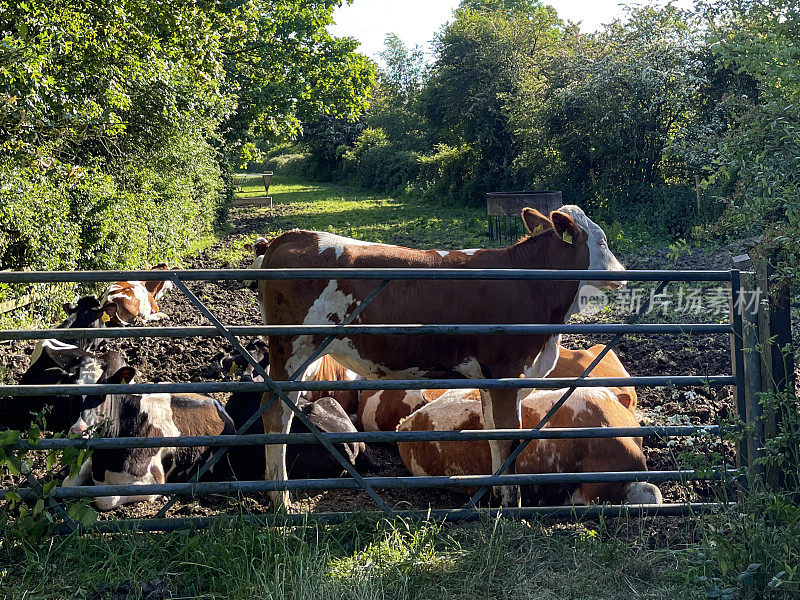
330, 0, 694, 61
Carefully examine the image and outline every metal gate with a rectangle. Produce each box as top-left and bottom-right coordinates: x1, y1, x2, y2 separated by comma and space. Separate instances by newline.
0, 267, 755, 533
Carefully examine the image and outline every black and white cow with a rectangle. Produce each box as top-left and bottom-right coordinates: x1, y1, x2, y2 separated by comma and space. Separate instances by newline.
16, 340, 124, 431
52, 295, 117, 351
64, 366, 236, 511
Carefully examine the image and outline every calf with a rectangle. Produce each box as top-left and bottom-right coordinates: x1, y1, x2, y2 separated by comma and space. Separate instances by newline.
16, 341, 124, 431
243, 237, 269, 289
356, 344, 636, 432
64, 366, 237, 511
103, 263, 173, 325
397, 387, 662, 506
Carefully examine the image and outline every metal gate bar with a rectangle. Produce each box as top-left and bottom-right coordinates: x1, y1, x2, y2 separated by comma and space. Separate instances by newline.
4, 469, 737, 501
54, 503, 731, 535
0, 323, 734, 341
7, 425, 727, 451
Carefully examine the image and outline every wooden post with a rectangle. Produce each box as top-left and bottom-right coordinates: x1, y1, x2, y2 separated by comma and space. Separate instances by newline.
755, 253, 798, 491
733, 254, 765, 481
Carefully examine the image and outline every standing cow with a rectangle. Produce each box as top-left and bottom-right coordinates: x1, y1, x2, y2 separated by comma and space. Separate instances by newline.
256, 206, 625, 508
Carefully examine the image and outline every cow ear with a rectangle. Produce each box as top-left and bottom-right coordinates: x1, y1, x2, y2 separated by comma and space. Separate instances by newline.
101, 302, 117, 319
144, 262, 152, 269
155, 262, 168, 269
108, 366, 136, 384
243, 243, 253, 251
63, 303, 75, 315
616, 391, 634, 410
550, 211, 580, 245
521, 208, 551, 236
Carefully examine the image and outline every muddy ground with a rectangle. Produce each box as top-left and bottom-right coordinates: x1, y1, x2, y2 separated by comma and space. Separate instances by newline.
0, 207, 793, 520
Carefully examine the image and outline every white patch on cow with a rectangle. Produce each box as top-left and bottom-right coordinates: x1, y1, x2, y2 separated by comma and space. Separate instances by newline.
402, 390, 426, 412
520, 335, 561, 402
92, 462, 163, 511
435, 250, 449, 257
31, 338, 79, 364
245, 254, 266, 287
360, 391, 382, 432
139, 394, 181, 437
569, 488, 587, 505
453, 356, 483, 379
315, 231, 386, 260
153, 280, 173, 301
63, 457, 93, 487
624, 482, 663, 505
461, 249, 479, 256
557, 205, 625, 288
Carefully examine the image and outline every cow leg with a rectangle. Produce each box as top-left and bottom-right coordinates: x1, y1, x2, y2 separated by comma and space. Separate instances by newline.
261, 353, 298, 510
480, 388, 521, 507
63, 457, 92, 487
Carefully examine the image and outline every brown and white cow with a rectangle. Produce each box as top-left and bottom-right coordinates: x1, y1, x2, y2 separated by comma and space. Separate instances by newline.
397, 387, 662, 506
356, 344, 636, 432
256, 206, 625, 508
299, 354, 363, 416
102, 263, 173, 326
243, 236, 269, 289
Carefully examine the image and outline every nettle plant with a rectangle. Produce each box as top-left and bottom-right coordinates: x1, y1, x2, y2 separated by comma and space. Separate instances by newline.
0, 414, 96, 545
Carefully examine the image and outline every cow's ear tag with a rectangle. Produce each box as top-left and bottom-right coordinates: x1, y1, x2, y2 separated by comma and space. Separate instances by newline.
101, 312, 111, 323
532, 224, 544, 235
229, 363, 238, 376
121, 374, 131, 384
562, 231, 573, 245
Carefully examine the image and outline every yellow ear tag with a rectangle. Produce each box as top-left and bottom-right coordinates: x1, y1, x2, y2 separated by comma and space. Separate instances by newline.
562, 231, 573, 245
532, 224, 544, 235
101, 312, 111, 323
229, 363, 238, 376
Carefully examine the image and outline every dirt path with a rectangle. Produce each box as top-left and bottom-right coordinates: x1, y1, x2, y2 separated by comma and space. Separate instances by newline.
0, 199, 779, 520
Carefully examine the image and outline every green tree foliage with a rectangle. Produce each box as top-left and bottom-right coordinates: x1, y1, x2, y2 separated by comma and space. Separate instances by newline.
702, 0, 800, 283
0, 0, 374, 316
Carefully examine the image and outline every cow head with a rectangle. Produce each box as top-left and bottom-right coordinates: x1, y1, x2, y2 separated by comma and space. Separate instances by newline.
70, 364, 135, 435
59, 296, 117, 350
146, 262, 173, 298
244, 237, 269, 289
219, 338, 270, 379
552, 205, 625, 289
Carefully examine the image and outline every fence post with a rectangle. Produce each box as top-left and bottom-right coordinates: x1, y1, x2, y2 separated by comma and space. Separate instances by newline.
729, 268, 749, 478
733, 255, 764, 482
755, 254, 798, 492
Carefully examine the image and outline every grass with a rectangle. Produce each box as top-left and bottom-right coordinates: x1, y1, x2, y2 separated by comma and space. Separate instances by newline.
233, 174, 490, 250
0, 515, 703, 599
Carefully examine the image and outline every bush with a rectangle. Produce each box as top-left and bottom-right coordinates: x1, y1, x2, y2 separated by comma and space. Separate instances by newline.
0, 128, 225, 322
415, 144, 481, 205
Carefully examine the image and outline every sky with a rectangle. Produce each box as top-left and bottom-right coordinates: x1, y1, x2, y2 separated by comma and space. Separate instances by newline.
329, 0, 694, 61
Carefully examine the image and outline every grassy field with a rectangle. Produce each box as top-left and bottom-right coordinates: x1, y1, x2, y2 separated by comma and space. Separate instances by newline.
2, 174, 797, 599
233, 174, 490, 248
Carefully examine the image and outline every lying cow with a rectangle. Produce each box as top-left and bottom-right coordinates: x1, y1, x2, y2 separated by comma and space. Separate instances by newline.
64, 366, 237, 511
243, 236, 269, 289
356, 344, 636, 432
17, 340, 125, 431
397, 387, 662, 506
299, 354, 362, 416
257, 206, 625, 508
103, 263, 173, 325
224, 359, 378, 481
